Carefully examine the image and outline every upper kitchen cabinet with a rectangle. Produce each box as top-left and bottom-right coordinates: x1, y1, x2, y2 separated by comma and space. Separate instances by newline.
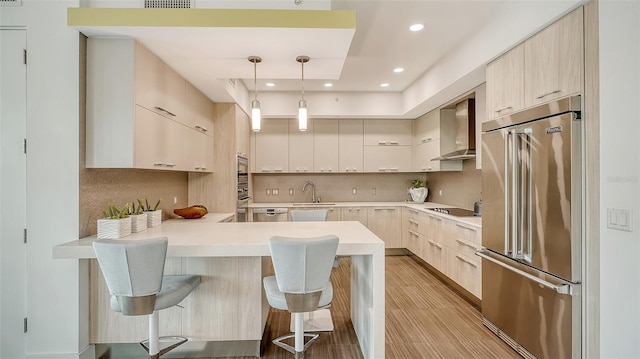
85, 38, 213, 172
485, 43, 525, 120
254, 119, 289, 173
289, 119, 314, 173
338, 119, 364, 173
364, 119, 413, 172
135, 42, 186, 122
185, 83, 214, 138
364, 119, 413, 146
524, 7, 583, 107
314, 119, 339, 173
413, 108, 462, 172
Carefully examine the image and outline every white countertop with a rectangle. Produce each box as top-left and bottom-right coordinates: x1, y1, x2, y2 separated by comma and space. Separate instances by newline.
249, 201, 482, 228
54, 217, 385, 259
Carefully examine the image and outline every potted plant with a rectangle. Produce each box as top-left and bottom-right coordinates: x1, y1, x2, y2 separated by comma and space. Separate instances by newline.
97, 203, 132, 239
139, 198, 162, 228
128, 201, 147, 233
408, 179, 429, 203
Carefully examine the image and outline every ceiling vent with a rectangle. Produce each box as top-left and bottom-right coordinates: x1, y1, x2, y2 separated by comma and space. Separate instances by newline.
144, 0, 192, 8
0, 0, 22, 7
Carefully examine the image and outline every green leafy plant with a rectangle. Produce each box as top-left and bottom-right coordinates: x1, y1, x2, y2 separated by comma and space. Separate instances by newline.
128, 201, 144, 215
102, 203, 131, 219
138, 198, 162, 212
411, 179, 425, 188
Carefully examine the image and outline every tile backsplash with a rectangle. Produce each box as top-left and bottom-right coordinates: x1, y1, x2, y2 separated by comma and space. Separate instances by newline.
252, 161, 481, 209
253, 173, 424, 203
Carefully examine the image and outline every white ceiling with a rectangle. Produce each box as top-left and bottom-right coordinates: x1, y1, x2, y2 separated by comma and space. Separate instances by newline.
74, 0, 581, 117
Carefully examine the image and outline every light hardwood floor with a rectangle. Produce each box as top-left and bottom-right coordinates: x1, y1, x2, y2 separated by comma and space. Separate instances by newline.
97, 255, 521, 358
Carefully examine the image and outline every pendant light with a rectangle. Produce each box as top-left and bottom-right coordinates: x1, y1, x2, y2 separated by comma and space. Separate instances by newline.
248, 56, 262, 132
296, 55, 310, 132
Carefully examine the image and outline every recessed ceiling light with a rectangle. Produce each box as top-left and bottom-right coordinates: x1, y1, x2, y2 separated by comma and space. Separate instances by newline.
265, 82, 275, 87
393, 67, 404, 73
380, 83, 390, 88
409, 23, 424, 32
324, 83, 333, 87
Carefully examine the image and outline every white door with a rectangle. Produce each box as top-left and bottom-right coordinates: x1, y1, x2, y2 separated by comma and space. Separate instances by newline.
0, 29, 27, 359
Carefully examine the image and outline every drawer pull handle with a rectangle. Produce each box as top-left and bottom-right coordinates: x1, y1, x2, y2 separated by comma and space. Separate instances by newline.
408, 219, 419, 225
495, 106, 513, 113
535, 90, 561, 100
408, 230, 419, 237
154, 106, 176, 117
194, 125, 209, 133
428, 240, 442, 249
456, 255, 478, 268
373, 207, 395, 211
348, 208, 361, 212
456, 239, 478, 250
153, 162, 176, 168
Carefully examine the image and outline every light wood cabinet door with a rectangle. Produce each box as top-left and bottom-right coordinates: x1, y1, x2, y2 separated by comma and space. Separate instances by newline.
451, 253, 482, 299
134, 42, 185, 123
342, 207, 368, 226
254, 119, 289, 173
413, 140, 462, 172
134, 106, 185, 171
364, 119, 413, 145
291, 207, 341, 221
363, 145, 413, 172
485, 43, 525, 120
366, 207, 402, 248
288, 119, 314, 173
235, 107, 251, 158
524, 7, 583, 107
414, 110, 440, 145
338, 119, 364, 173
314, 119, 339, 173
184, 82, 214, 137
185, 129, 214, 172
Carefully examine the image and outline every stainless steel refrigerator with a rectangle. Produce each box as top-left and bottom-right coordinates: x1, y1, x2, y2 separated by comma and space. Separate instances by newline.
477, 95, 582, 359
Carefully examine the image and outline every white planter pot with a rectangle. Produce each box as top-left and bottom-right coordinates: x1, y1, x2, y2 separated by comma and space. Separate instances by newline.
147, 210, 162, 228
130, 213, 147, 233
97, 217, 132, 239
409, 187, 429, 203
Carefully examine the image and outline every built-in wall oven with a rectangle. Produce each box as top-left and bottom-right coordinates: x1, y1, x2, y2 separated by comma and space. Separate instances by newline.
236, 155, 249, 222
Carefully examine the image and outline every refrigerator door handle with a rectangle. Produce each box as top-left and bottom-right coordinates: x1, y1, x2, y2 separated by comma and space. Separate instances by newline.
510, 129, 519, 259
476, 250, 574, 295
504, 130, 512, 255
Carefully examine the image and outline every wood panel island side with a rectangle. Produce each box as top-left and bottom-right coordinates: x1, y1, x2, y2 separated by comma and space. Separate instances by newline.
53, 217, 385, 359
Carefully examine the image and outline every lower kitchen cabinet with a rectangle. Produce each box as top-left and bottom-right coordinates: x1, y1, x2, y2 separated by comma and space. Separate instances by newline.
367, 206, 402, 248
342, 207, 368, 226
403, 209, 482, 299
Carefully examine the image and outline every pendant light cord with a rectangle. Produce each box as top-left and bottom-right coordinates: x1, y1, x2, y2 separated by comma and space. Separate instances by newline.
301, 60, 305, 101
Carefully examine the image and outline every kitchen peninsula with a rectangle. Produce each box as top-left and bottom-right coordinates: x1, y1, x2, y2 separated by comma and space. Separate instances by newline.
53, 217, 385, 359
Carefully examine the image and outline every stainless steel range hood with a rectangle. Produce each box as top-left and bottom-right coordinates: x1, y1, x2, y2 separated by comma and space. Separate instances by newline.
433, 98, 476, 161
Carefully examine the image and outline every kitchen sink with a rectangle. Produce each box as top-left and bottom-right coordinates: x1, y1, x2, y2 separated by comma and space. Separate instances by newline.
292, 202, 336, 206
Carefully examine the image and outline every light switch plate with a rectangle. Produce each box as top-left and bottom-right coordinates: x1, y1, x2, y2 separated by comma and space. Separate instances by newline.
607, 208, 633, 232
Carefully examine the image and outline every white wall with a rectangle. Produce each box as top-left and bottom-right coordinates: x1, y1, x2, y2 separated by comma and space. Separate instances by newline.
598, 1, 640, 357
1, 1, 89, 358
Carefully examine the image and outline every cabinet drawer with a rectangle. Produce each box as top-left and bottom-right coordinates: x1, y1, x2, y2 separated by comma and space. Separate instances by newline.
452, 253, 482, 299
406, 229, 423, 257
364, 119, 413, 146
423, 239, 450, 275
451, 237, 482, 261
342, 207, 368, 226
452, 223, 480, 245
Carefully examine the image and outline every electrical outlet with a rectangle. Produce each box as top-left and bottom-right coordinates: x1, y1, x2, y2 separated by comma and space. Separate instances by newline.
289, 188, 294, 196
266, 189, 271, 196
439, 189, 443, 196
352, 188, 357, 195
173, 196, 177, 205
273, 188, 279, 196
371, 187, 376, 195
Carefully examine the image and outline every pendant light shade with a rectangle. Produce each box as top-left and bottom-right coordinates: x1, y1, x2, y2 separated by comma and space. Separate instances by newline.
248, 56, 262, 132
296, 56, 310, 131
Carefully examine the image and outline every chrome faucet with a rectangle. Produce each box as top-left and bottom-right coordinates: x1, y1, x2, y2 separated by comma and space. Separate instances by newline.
301, 180, 317, 203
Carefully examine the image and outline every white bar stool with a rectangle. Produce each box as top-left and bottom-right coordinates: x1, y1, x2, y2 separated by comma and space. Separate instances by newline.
263, 234, 339, 359
93, 237, 200, 358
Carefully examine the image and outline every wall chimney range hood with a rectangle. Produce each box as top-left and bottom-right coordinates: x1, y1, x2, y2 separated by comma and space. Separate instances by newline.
433, 98, 476, 161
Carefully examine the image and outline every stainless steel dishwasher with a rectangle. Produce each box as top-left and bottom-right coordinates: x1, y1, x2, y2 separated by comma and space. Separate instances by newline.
252, 208, 289, 222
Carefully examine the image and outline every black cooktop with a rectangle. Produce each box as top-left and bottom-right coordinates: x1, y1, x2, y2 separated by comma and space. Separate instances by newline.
427, 207, 477, 217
